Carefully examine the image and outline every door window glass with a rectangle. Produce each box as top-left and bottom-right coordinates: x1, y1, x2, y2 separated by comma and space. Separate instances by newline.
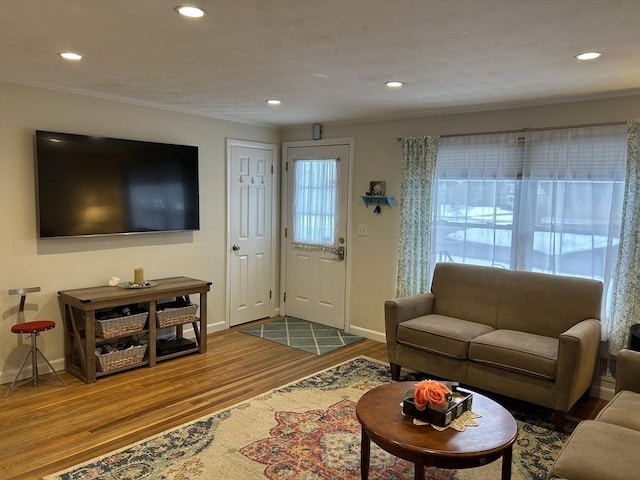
292, 158, 338, 246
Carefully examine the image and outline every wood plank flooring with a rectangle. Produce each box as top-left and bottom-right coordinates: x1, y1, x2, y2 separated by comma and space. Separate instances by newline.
0, 319, 606, 480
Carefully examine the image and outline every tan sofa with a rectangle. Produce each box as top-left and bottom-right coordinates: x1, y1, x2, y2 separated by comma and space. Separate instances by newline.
547, 349, 640, 480
385, 262, 603, 429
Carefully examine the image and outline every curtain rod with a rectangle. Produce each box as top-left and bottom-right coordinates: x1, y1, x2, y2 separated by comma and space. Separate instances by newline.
396, 120, 628, 142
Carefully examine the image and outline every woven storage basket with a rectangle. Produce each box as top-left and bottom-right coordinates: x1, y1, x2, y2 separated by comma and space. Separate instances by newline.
96, 344, 147, 372
156, 305, 198, 328
95, 312, 148, 339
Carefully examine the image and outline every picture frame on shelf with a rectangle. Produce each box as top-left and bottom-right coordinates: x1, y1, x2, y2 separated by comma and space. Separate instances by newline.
369, 181, 385, 196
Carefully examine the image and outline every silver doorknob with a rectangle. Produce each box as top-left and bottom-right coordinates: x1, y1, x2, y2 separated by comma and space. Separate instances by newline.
232, 244, 240, 251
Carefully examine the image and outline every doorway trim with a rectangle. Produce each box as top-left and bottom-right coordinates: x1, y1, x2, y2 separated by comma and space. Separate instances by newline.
279, 138, 355, 332
226, 138, 279, 328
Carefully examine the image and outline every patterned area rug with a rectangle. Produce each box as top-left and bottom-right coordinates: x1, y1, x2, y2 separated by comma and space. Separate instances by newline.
240, 316, 365, 355
45, 357, 574, 480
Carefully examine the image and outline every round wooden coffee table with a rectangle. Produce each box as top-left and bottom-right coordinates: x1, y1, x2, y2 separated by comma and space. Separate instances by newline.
356, 382, 518, 480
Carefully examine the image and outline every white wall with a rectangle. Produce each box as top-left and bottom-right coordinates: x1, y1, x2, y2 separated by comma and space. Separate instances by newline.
2, 82, 638, 386
0, 82, 279, 382
282, 95, 640, 342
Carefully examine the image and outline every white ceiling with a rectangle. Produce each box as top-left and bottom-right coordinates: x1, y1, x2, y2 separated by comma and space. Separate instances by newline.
1, 0, 639, 127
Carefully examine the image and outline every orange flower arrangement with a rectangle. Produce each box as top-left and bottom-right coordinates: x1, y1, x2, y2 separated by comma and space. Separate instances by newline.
413, 380, 452, 410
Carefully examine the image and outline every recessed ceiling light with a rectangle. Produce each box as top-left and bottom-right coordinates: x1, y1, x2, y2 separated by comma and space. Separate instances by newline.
176, 5, 206, 18
575, 52, 602, 61
58, 52, 82, 61
385, 81, 404, 88
266, 99, 281, 105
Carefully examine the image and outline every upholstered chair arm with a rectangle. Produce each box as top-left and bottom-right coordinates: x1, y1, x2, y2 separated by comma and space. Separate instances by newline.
615, 348, 640, 394
384, 293, 435, 344
555, 318, 601, 410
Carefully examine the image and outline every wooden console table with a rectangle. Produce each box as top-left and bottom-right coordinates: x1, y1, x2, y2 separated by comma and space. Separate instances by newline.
58, 276, 211, 383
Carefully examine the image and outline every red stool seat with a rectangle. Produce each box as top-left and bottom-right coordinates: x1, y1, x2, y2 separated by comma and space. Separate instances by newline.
11, 320, 55, 334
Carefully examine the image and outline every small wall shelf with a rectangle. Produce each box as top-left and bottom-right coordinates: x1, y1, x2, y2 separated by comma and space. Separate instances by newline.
361, 195, 395, 208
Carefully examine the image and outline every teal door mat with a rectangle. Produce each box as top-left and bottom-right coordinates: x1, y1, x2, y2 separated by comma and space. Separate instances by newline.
240, 317, 365, 355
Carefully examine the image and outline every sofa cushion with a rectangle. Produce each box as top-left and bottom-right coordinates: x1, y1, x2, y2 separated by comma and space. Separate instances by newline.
595, 390, 640, 431
497, 270, 603, 337
430, 262, 507, 328
468, 329, 558, 380
397, 314, 494, 359
549, 420, 640, 480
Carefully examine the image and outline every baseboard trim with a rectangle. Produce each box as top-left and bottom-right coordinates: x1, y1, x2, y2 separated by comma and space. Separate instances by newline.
207, 320, 227, 333
591, 376, 616, 401
1, 357, 66, 386
2, 321, 228, 386
349, 325, 386, 343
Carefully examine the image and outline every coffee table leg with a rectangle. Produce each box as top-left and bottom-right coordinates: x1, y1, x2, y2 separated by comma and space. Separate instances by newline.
501, 445, 513, 480
414, 459, 425, 480
360, 427, 370, 480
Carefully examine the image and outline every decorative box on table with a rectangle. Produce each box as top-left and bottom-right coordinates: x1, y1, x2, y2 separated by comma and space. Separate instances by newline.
403, 389, 473, 427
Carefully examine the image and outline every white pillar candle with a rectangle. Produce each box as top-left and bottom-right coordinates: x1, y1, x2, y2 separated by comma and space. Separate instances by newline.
134, 267, 144, 284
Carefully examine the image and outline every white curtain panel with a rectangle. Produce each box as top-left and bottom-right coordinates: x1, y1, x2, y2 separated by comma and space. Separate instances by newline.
292, 158, 338, 247
523, 124, 628, 340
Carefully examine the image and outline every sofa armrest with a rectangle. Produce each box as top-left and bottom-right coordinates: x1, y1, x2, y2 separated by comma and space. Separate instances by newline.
615, 349, 640, 394
556, 318, 601, 407
384, 293, 435, 344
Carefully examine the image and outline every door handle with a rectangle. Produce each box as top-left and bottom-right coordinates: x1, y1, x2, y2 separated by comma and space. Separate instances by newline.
330, 245, 345, 261
232, 244, 240, 251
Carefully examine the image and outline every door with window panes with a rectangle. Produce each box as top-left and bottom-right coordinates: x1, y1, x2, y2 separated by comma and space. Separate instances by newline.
282, 142, 351, 329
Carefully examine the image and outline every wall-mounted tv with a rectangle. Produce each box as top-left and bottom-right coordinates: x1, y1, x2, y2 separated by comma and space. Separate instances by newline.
35, 130, 200, 238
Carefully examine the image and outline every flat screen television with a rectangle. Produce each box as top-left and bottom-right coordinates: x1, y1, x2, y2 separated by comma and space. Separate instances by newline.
35, 130, 200, 238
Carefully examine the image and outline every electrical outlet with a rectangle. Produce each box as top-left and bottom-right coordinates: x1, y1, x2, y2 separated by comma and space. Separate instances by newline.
357, 224, 368, 236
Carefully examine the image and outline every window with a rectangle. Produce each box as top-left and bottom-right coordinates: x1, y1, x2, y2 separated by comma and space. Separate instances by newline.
292, 158, 338, 247
433, 125, 627, 305
434, 133, 521, 268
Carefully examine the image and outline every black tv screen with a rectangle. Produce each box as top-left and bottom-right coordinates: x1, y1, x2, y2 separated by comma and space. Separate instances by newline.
35, 130, 200, 238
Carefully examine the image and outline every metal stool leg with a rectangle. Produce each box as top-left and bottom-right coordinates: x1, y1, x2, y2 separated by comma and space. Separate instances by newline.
31, 332, 38, 387
36, 345, 67, 388
4, 332, 67, 398
4, 343, 34, 398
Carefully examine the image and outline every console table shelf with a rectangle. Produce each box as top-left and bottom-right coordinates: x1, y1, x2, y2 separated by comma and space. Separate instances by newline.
58, 276, 211, 384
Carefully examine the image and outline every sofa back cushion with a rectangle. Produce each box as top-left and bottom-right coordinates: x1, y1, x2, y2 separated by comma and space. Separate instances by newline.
431, 262, 507, 328
497, 270, 603, 337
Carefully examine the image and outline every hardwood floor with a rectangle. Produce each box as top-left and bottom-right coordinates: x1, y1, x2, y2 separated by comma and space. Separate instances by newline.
0, 319, 607, 479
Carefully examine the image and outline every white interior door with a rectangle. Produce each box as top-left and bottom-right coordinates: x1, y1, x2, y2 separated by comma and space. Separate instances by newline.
228, 140, 276, 326
282, 140, 352, 329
